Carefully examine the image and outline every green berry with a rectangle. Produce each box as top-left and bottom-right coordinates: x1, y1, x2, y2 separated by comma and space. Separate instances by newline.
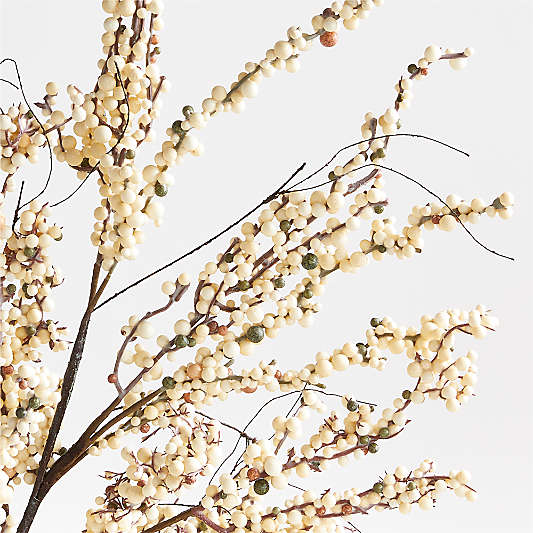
492, 197, 504, 209
25, 326, 37, 337
182, 105, 194, 118
373, 482, 384, 493
25, 110, 34, 119
125, 149, 135, 159
302, 288, 313, 299
401, 390, 411, 400
58, 446, 68, 455
187, 336, 196, 347
346, 399, 358, 412
407, 63, 418, 74
368, 442, 379, 454
272, 507, 281, 516
6, 284, 16, 295
154, 182, 168, 197
377, 244, 387, 253
223, 252, 234, 263
378, 427, 390, 438
237, 280, 250, 291
24, 247, 37, 258
273, 278, 285, 289
28, 396, 41, 409
280, 220, 291, 232
373, 204, 384, 214
301, 253, 319, 270
175, 334, 189, 348
328, 171, 336, 181
370, 317, 381, 328
15, 407, 26, 419
54, 233, 63, 241
358, 435, 370, 446
246, 325, 264, 344
153, 47, 161, 55
253, 478, 269, 495
219, 491, 227, 499
162, 376, 176, 389
198, 521, 208, 532
407, 481, 416, 491
356, 343, 367, 356
171, 120, 183, 134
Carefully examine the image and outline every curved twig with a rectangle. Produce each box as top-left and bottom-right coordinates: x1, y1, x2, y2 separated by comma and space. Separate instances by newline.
1, 58, 53, 209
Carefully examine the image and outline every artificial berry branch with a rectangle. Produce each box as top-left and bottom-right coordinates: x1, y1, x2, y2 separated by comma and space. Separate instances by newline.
0, 2, 516, 533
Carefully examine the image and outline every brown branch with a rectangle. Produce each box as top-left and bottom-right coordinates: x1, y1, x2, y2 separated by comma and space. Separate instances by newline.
16, 252, 113, 533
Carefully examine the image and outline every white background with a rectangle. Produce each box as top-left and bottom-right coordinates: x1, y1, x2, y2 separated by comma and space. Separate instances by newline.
1, 1, 532, 532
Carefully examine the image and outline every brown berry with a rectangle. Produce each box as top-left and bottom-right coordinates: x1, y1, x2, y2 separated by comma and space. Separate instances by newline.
140, 423, 150, 433
341, 504, 353, 515
322, 8, 334, 17
1, 365, 14, 376
150, 35, 159, 45
274, 370, 282, 379
207, 321, 219, 334
320, 32, 338, 47
107, 373, 118, 383
431, 215, 441, 224
242, 385, 257, 394
247, 468, 260, 481
316, 506, 326, 517
217, 325, 228, 336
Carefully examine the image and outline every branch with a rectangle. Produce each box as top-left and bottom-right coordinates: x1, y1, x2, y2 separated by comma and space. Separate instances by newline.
16, 251, 114, 533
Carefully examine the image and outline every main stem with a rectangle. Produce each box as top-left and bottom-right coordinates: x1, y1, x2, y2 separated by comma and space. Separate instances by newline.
16, 253, 111, 533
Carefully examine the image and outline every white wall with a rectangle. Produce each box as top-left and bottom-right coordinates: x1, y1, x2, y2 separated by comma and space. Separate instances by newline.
1, 1, 532, 532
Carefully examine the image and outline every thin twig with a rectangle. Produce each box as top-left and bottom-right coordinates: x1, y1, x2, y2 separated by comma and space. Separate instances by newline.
0, 58, 53, 209
0, 77, 19, 90
287, 132, 469, 191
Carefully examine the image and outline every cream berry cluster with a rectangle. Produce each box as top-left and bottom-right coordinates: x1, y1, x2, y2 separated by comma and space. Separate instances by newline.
0, 104, 47, 197
81, 304, 493, 533
166, 0, 386, 168
0, 201, 67, 506
92, 50, 513, 461
0, 364, 61, 505
35, 0, 168, 271
34, 1, 388, 272
1, 201, 67, 367
85, 403, 221, 531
